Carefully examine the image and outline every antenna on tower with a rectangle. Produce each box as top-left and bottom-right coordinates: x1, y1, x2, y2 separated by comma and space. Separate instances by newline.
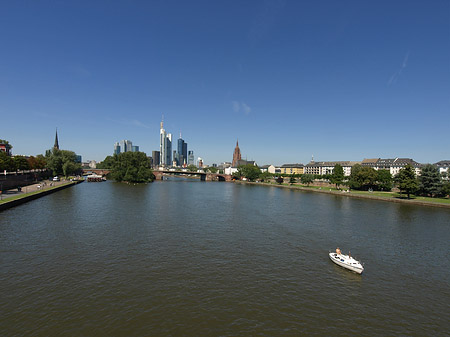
311, 154, 314, 163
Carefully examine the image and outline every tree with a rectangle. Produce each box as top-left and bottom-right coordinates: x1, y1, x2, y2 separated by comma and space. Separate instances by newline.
45, 148, 81, 177
441, 181, 450, 198
97, 155, 115, 169
289, 176, 296, 185
187, 164, 198, 172
237, 164, 261, 182
276, 177, 284, 184
0, 151, 15, 171
395, 164, 419, 199
377, 169, 393, 191
330, 164, 344, 189
260, 171, 273, 182
110, 152, 154, 183
300, 174, 314, 186
13, 156, 30, 171
418, 164, 442, 197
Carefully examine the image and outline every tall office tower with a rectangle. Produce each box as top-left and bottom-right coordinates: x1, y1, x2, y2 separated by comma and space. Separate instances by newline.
166, 133, 172, 166
160, 119, 167, 165
173, 150, 177, 166
126, 140, 133, 152
119, 140, 133, 153
182, 142, 187, 163
132, 146, 139, 152
232, 139, 241, 167
188, 150, 194, 165
152, 151, 160, 168
114, 142, 120, 155
177, 136, 184, 166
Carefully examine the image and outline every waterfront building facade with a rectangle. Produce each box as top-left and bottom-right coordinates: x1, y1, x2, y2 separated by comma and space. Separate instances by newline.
260, 165, 276, 174
304, 161, 359, 176
280, 164, 304, 175
361, 158, 422, 176
434, 160, 450, 176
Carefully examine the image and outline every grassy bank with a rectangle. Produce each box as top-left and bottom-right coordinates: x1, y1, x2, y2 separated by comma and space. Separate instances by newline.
238, 181, 450, 208
0, 181, 82, 207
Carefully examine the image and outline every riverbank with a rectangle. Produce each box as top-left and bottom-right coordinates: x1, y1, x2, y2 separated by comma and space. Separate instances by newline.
0, 180, 84, 212
235, 181, 450, 209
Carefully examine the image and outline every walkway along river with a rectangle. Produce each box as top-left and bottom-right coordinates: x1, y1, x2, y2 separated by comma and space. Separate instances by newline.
1, 179, 449, 336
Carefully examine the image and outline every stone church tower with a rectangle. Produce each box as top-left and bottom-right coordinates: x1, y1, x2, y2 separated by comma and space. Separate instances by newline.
54, 128, 59, 150
232, 140, 241, 167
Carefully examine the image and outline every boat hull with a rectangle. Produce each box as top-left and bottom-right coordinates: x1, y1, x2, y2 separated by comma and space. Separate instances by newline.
329, 252, 364, 274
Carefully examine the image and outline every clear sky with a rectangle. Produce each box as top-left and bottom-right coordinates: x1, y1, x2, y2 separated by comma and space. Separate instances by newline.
1, 1, 449, 165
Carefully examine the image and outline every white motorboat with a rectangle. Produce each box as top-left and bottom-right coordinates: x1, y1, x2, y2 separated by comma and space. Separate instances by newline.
329, 250, 364, 274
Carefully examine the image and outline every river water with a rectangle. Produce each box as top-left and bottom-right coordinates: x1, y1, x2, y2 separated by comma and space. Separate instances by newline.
1, 179, 449, 336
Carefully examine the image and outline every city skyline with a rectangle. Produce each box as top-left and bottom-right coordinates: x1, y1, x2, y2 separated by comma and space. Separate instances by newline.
1, 1, 449, 165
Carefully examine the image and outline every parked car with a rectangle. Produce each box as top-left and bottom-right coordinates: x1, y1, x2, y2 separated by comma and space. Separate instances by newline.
53, 176, 60, 181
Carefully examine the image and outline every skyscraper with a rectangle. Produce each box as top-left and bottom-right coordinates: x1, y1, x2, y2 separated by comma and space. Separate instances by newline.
232, 140, 241, 167
120, 140, 133, 153
188, 150, 194, 165
114, 142, 120, 155
152, 151, 160, 168
160, 119, 167, 165
166, 133, 172, 166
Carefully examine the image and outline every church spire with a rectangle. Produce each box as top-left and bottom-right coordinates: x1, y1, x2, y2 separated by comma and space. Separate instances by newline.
54, 128, 59, 150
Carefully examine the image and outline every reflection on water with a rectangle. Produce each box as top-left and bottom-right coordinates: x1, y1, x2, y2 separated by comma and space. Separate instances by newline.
0, 180, 449, 336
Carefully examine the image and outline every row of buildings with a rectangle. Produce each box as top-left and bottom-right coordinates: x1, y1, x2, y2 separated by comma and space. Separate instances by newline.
258, 158, 449, 177
224, 141, 449, 176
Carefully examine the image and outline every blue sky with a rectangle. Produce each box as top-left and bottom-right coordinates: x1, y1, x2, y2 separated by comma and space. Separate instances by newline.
1, 1, 449, 165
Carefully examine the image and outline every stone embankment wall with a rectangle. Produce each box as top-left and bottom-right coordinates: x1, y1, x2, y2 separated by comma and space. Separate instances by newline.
0, 180, 83, 212
0, 170, 51, 191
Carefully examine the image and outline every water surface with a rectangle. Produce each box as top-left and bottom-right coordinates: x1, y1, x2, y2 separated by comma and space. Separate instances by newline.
1, 180, 449, 336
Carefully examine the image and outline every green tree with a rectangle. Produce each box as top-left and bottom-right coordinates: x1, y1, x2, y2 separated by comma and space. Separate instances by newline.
97, 155, 115, 169
0, 151, 15, 171
187, 164, 198, 172
110, 152, 154, 183
45, 148, 81, 177
418, 164, 442, 197
300, 174, 314, 186
237, 164, 261, 182
441, 181, 450, 197
330, 164, 344, 189
207, 167, 218, 173
289, 176, 296, 185
377, 169, 393, 191
395, 164, 419, 199
13, 156, 30, 171
260, 171, 273, 182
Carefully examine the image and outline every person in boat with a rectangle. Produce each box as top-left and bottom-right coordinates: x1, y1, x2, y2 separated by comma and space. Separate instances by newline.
336, 247, 341, 255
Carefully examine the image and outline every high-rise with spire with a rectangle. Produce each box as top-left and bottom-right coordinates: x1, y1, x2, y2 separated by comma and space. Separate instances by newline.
232, 139, 241, 167
54, 128, 59, 150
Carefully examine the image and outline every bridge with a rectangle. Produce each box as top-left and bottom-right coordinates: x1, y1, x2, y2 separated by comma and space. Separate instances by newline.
82, 169, 111, 176
153, 170, 232, 182
82, 169, 232, 182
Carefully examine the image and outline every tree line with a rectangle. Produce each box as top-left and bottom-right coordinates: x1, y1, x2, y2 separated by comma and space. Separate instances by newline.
231, 163, 450, 199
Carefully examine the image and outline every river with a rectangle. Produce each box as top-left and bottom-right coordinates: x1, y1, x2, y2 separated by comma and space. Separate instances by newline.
1, 179, 449, 336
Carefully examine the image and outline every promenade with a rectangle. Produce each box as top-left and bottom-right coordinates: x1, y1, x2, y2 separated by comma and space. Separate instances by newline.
0, 179, 69, 201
